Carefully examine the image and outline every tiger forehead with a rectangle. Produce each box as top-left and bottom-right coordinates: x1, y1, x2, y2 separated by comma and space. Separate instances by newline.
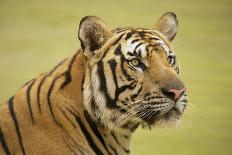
112, 28, 171, 59
113, 28, 161, 39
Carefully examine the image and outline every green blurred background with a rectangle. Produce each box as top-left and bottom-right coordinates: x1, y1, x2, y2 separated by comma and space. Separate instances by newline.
0, 0, 232, 154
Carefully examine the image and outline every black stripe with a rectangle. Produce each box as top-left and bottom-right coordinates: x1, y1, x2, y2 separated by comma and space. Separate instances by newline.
130, 84, 143, 101
114, 44, 134, 81
60, 52, 79, 89
138, 31, 147, 37
108, 59, 118, 89
47, 75, 63, 127
26, 80, 35, 124
70, 112, 104, 155
21, 78, 34, 89
123, 135, 129, 139
111, 132, 130, 154
138, 30, 159, 37
150, 37, 160, 40
37, 75, 48, 113
112, 28, 127, 34
37, 60, 65, 113
131, 39, 140, 44
50, 59, 66, 74
144, 92, 151, 98
108, 144, 118, 155
111, 132, 119, 144
112, 33, 125, 45
98, 61, 117, 108
90, 99, 100, 118
120, 56, 134, 81
67, 104, 79, 115
108, 60, 135, 101
84, 111, 111, 154
143, 31, 159, 36
101, 33, 125, 59
130, 123, 139, 132
0, 126, 11, 155
125, 32, 133, 40
98, 61, 107, 93
134, 42, 143, 58
122, 122, 139, 132
81, 75, 85, 92
101, 47, 111, 60
62, 130, 85, 155
121, 59, 134, 81
8, 97, 26, 155
127, 52, 135, 57
59, 107, 76, 128
114, 44, 121, 56
134, 42, 143, 52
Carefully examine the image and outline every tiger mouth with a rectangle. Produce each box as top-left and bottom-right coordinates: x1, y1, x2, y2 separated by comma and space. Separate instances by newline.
137, 96, 187, 126
138, 106, 180, 125
114, 95, 187, 129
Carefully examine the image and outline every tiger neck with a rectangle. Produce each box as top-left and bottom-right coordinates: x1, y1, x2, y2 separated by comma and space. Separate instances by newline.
57, 50, 132, 154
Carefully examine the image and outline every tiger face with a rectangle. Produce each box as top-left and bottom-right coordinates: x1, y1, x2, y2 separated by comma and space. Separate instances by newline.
79, 13, 187, 133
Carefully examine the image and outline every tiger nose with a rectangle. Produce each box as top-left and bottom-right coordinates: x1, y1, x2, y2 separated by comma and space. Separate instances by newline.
162, 88, 186, 102
168, 88, 186, 101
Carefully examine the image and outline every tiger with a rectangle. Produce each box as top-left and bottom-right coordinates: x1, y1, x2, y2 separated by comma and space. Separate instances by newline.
0, 12, 187, 155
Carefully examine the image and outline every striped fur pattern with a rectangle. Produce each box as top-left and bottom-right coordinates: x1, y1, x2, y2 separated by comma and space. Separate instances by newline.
0, 12, 187, 155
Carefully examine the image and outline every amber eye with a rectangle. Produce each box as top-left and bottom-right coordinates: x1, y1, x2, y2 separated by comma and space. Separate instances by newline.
130, 58, 140, 66
129, 58, 147, 70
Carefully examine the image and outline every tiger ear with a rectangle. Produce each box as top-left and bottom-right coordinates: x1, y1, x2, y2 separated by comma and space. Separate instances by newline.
78, 16, 112, 58
155, 12, 178, 41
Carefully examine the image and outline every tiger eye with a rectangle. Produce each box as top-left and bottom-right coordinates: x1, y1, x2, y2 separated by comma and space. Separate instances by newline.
130, 58, 140, 66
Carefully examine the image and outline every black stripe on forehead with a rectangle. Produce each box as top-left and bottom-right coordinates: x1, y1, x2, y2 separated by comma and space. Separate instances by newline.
101, 33, 125, 59
112, 33, 125, 45
131, 39, 140, 44
134, 42, 143, 51
150, 37, 160, 41
114, 28, 160, 39
138, 31, 147, 38
113, 44, 135, 81
125, 32, 133, 40
136, 30, 159, 36
112, 28, 127, 34
137, 31, 163, 44
134, 42, 144, 58
127, 44, 143, 58
112, 27, 132, 34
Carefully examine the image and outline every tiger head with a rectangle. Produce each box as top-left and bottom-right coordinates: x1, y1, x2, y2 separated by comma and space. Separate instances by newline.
79, 12, 187, 133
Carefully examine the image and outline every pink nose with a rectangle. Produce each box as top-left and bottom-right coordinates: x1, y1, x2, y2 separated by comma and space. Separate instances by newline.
168, 88, 186, 101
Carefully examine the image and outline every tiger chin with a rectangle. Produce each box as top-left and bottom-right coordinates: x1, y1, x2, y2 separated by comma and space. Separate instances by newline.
0, 12, 187, 155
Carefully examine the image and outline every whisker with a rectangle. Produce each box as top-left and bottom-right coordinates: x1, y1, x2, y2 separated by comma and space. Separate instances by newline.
121, 99, 144, 109
147, 110, 156, 122
114, 104, 142, 128
116, 111, 139, 128
115, 104, 141, 124
138, 108, 152, 119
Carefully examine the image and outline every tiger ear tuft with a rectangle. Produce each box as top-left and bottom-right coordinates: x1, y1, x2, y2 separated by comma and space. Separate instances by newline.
155, 12, 178, 41
78, 16, 112, 58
